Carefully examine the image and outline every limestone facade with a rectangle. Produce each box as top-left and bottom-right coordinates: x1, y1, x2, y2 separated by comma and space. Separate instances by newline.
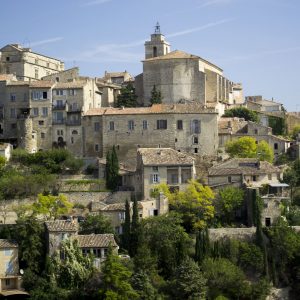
0, 44, 64, 81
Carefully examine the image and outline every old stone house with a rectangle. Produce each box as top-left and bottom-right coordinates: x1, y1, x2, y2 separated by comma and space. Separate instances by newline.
82, 103, 218, 160
44, 219, 118, 261
0, 239, 26, 297
0, 44, 64, 81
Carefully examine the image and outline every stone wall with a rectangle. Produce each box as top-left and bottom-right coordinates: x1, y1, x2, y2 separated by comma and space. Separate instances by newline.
208, 227, 256, 242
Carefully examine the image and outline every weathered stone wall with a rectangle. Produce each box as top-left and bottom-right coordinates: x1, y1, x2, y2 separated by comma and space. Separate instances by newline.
208, 227, 256, 241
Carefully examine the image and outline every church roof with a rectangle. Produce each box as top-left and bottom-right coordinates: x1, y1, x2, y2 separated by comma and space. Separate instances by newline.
143, 50, 223, 71
143, 50, 199, 61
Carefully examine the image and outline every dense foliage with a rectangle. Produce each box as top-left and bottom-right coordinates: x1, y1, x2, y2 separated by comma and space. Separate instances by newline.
105, 146, 120, 191
116, 82, 138, 108
149, 85, 162, 105
223, 107, 259, 122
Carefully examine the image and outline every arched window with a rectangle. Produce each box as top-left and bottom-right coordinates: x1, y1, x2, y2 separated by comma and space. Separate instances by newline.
72, 130, 78, 135
153, 46, 157, 57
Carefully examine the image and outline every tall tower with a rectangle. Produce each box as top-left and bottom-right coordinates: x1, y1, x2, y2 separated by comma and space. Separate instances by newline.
144, 23, 171, 59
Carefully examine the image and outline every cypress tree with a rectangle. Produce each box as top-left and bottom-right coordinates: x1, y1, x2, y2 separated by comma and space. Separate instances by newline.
105, 150, 112, 190
150, 85, 162, 105
105, 146, 119, 191
122, 199, 131, 252
195, 230, 204, 264
130, 196, 139, 257
116, 82, 137, 108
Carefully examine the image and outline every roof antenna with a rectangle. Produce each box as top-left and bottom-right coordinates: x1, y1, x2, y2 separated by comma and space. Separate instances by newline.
154, 22, 161, 34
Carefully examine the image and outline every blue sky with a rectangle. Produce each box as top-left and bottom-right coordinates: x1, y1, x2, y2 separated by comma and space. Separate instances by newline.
1, 0, 300, 110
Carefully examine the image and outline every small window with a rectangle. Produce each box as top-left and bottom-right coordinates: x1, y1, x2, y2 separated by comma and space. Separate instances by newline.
5, 279, 10, 286
128, 120, 134, 131
32, 108, 39, 116
142, 120, 148, 130
42, 107, 48, 117
194, 148, 198, 154
109, 121, 115, 131
72, 130, 78, 135
43, 91, 47, 99
94, 122, 100, 132
6, 57, 10, 62
191, 120, 201, 134
71, 137, 74, 144
193, 136, 198, 144
151, 174, 159, 183
10, 108, 16, 118
228, 176, 232, 183
265, 217, 271, 227
10, 93, 16, 101
38, 120, 44, 125
177, 120, 183, 130
41, 132, 45, 139
95, 144, 99, 152
252, 175, 257, 182
274, 143, 278, 150
157, 119, 167, 129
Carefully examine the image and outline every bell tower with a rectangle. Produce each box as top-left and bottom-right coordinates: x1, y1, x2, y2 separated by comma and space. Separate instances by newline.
144, 22, 171, 59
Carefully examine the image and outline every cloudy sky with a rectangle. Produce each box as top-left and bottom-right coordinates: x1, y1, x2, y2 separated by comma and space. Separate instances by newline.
1, 0, 300, 110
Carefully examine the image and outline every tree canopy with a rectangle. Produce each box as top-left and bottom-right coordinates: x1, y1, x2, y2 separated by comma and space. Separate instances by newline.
149, 85, 162, 105
105, 146, 119, 191
223, 107, 258, 122
116, 82, 138, 108
225, 136, 274, 162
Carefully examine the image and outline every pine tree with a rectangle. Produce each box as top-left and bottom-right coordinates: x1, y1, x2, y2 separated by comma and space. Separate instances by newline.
150, 85, 162, 105
130, 196, 139, 257
116, 82, 137, 108
122, 199, 131, 252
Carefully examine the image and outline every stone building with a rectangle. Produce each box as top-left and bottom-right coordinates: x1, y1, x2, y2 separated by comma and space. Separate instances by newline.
0, 44, 64, 81
135, 148, 195, 200
135, 24, 243, 106
0, 239, 26, 297
208, 158, 283, 189
82, 103, 218, 160
218, 117, 291, 157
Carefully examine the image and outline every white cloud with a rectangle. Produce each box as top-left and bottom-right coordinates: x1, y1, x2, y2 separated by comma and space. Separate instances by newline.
29, 37, 63, 47
166, 18, 233, 38
80, 0, 111, 7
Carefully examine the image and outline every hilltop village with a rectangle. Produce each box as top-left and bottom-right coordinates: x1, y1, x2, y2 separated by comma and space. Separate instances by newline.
0, 25, 300, 299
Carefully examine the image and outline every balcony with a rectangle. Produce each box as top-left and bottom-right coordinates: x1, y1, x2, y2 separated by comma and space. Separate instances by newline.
52, 118, 65, 125
66, 119, 81, 126
52, 104, 66, 110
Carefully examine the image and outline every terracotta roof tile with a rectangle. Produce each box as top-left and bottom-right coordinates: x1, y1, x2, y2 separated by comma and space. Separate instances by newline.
54, 81, 88, 89
75, 234, 117, 248
138, 148, 194, 166
0, 239, 18, 248
45, 220, 79, 232
29, 80, 54, 88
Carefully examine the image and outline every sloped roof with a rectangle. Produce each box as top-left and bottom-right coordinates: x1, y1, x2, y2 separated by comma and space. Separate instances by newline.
29, 80, 54, 88
45, 220, 79, 232
54, 81, 88, 89
209, 158, 280, 176
75, 234, 117, 248
85, 103, 215, 116
0, 239, 18, 248
138, 148, 194, 166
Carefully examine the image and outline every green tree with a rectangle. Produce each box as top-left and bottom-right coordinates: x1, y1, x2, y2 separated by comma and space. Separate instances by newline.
116, 82, 137, 108
223, 107, 258, 122
292, 125, 300, 139
51, 239, 95, 289
140, 213, 191, 277
268, 115, 287, 136
79, 214, 114, 234
122, 199, 131, 252
30, 193, 73, 220
159, 180, 215, 232
131, 271, 158, 300
257, 140, 274, 163
168, 257, 207, 300
150, 85, 162, 105
99, 247, 138, 299
130, 196, 139, 257
217, 187, 244, 224
105, 146, 119, 191
225, 136, 274, 162
195, 228, 210, 264
202, 257, 251, 299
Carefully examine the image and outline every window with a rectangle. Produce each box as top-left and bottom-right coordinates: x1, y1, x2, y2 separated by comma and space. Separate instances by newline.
177, 120, 183, 130
95, 144, 99, 152
274, 143, 278, 150
157, 119, 167, 129
109, 121, 115, 131
4, 249, 12, 256
11, 123, 16, 129
57, 130, 63, 136
191, 120, 201, 134
5, 279, 10, 286
94, 122, 100, 132
71, 137, 74, 144
6, 56, 10, 61
42, 107, 48, 117
153, 46, 157, 57
194, 148, 198, 154
142, 120, 148, 130
5, 261, 13, 274
10, 93, 16, 101
38, 120, 44, 125
69, 89, 76, 96
55, 90, 65, 96
128, 120, 134, 130
32, 91, 47, 100
41, 132, 45, 139
193, 136, 198, 144
265, 217, 271, 227
42, 91, 47, 99
152, 166, 158, 171
119, 212, 125, 221
228, 176, 232, 183
32, 108, 39, 116
151, 174, 159, 183
254, 129, 258, 134
252, 175, 257, 182
10, 108, 16, 118
72, 130, 78, 135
